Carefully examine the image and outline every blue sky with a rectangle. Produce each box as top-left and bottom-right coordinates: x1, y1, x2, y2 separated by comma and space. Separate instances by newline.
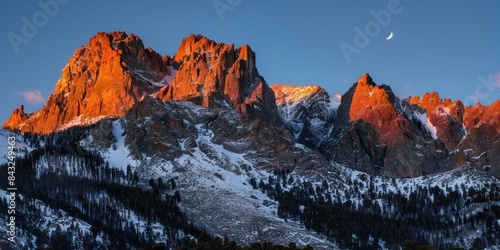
1, 1, 499, 123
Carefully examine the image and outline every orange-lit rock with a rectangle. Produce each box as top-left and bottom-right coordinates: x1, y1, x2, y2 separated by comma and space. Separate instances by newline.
2, 106, 30, 131
156, 34, 281, 126
408, 92, 466, 149
459, 100, 500, 177
323, 73, 448, 178
271, 84, 324, 105
2, 31, 173, 133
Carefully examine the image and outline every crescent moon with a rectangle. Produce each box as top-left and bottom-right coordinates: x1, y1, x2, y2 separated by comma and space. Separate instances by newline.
385, 32, 394, 40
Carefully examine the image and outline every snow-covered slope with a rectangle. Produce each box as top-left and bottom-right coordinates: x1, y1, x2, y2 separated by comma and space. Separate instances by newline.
75, 100, 338, 249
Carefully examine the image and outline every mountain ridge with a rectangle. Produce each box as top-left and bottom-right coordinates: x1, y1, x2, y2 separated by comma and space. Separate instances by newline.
2, 31, 499, 179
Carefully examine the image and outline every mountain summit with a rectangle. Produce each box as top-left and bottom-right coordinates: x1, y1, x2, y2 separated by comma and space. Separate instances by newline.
156, 34, 281, 126
322, 73, 447, 178
3, 31, 173, 133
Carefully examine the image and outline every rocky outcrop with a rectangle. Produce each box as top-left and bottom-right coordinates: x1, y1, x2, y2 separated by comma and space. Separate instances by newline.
321, 74, 449, 178
3, 31, 173, 133
155, 34, 281, 126
271, 84, 336, 149
404, 94, 500, 178
407, 92, 466, 150
122, 96, 186, 161
459, 101, 500, 176
3, 106, 30, 132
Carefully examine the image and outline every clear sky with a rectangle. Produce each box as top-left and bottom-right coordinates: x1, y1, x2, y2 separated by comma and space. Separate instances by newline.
1, 1, 499, 123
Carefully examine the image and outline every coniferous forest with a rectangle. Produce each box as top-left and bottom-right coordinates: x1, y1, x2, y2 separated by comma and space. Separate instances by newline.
253, 170, 500, 249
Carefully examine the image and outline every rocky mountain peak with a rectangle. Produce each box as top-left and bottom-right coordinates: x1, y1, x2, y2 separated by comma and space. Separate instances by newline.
2, 105, 30, 131
3, 32, 282, 133
406, 92, 466, 150
323, 74, 448, 177
408, 92, 465, 122
356, 73, 376, 87
173, 34, 218, 62
3, 31, 173, 134
157, 34, 280, 126
336, 73, 397, 128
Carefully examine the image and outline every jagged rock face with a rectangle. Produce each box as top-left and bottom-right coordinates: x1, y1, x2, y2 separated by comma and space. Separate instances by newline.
405, 94, 500, 178
459, 101, 500, 176
123, 97, 186, 161
407, 92, 466, 150
322, 74, 448, 178
156, 34, 281, 126
2, 31, 173, 134
172, 100, 328, 174
271, 84, 335, 149
3, 32, 280, 133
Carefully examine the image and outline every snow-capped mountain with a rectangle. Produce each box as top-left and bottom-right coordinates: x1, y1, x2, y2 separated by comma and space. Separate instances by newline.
1, 32, 500, 249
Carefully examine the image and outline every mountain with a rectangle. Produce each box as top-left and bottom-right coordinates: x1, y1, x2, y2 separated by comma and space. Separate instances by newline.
155, 34, 281, 126
3, 31, 174, 134
319, 74, 500, 179
1, 32, 500, 249
460, 101, 500, 177
321, 74, 449, 178
407, 93, 500, 178
3, 33, 281, 133
2, 31, 498, 179
407, 92, 466, 150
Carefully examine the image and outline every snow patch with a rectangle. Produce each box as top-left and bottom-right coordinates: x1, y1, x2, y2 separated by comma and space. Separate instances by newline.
415, 112, 438, 139
101, 120, 140, 171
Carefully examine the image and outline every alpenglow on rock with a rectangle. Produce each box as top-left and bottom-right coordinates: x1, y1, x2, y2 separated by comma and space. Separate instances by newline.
271, 84, 336, 149
155, 34, 281, 126
3, 32, 281, 133
3, 31, 174, 134
321, 74, 449, 178
2, 32, 499, 179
